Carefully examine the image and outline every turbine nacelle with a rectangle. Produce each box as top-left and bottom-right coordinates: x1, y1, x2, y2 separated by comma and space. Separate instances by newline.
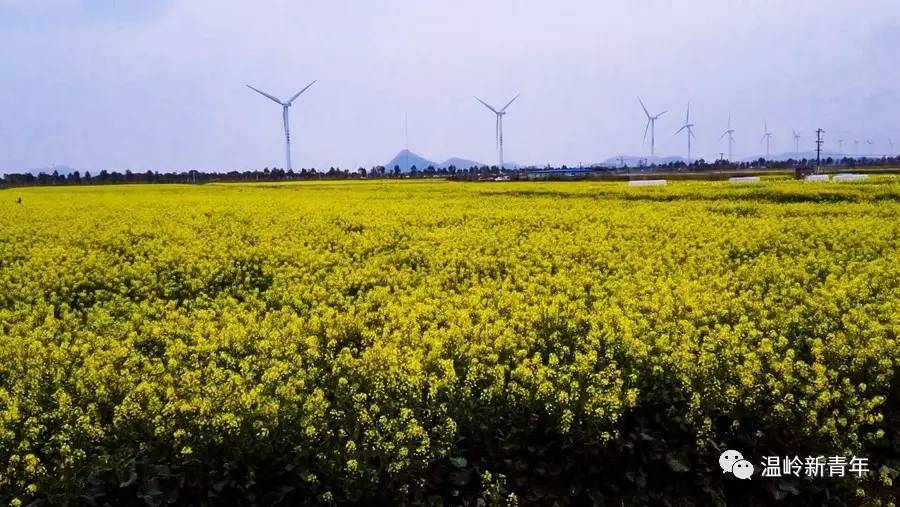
638, 97, 666, 120
247, 80, 316, 107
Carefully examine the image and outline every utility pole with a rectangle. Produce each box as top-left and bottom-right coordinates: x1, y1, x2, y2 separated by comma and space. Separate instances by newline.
815, 128, 825, 174
405, 113, 409, 171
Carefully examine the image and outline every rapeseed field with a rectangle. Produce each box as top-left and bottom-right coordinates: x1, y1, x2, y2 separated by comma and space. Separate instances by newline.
1, 179, 899, 504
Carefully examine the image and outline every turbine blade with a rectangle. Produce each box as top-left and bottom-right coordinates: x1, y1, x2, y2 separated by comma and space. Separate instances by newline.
287, 80, 317, 104
720, 130, 729, 140
474, 96, 498, 114
657, 110, 667, 118
638, 97, 650, 118
674, 125, 687, 136
247, 85, 284, 105
643, 119, 650, 143
500, 93, 520, 112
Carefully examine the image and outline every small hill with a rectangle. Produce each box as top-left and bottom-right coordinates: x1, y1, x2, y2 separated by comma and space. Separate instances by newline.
439, 157, 481, 169
384, 151, 484, 172
384, 150, 437, 172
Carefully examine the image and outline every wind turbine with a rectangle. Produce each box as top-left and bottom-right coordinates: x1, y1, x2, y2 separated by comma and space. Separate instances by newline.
761, 121, 773, 160
838, 139, 844, 155
889, 139, 895, 155
474, 94, 519, 169
853, 140, 860, 156
247, 80, 316, 171
719, 113, 735, 161
792, 129, 801, 154
638, 97, 667, 158
673, 102, 696, 164
866, 139, 874, 156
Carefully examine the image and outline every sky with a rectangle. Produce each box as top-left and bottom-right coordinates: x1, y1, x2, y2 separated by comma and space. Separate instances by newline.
1, 0, 899, 173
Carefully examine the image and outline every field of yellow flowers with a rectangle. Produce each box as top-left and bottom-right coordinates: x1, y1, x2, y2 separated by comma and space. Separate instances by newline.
1, 179, 899, 504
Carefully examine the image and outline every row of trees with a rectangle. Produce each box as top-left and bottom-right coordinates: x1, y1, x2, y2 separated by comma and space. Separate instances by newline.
616, 155, 900, 171
2, 156, 899, 187
0, 165, 505, 186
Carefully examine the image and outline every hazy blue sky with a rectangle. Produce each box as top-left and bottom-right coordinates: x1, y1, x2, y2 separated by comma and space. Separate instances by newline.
2, 0, 898, 172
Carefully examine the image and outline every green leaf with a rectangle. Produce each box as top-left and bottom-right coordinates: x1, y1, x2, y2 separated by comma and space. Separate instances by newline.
448, 468, 472, 487
120, 471, 138, 488
449, 456, 468, 468
665, 452, 691, 473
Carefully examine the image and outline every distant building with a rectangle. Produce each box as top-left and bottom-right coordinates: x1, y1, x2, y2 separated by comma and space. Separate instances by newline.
522, 167, 601, 179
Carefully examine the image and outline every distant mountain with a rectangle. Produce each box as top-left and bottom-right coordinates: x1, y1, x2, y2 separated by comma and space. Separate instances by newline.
384, 150, 437, 172
439, 157, 481, 169
384, 150, 484, 172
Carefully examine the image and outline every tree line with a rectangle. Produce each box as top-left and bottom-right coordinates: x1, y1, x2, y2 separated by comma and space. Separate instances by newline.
2, 155, 899, 187
1, 165, 473, 186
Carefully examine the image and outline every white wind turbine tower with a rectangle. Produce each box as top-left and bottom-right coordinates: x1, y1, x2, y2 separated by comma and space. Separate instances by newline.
247, 80, 317, 171
890, 139, 895, 155
673, 102, 696, 164
638, 97, 667, 158
719, 113, 735, 161
761, 121, 774, 160
474, 94, 520, 169
854, 140, 860, 156
866, 139, 874, 156
792, 129, 801, 155
838, 139, 844, 155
